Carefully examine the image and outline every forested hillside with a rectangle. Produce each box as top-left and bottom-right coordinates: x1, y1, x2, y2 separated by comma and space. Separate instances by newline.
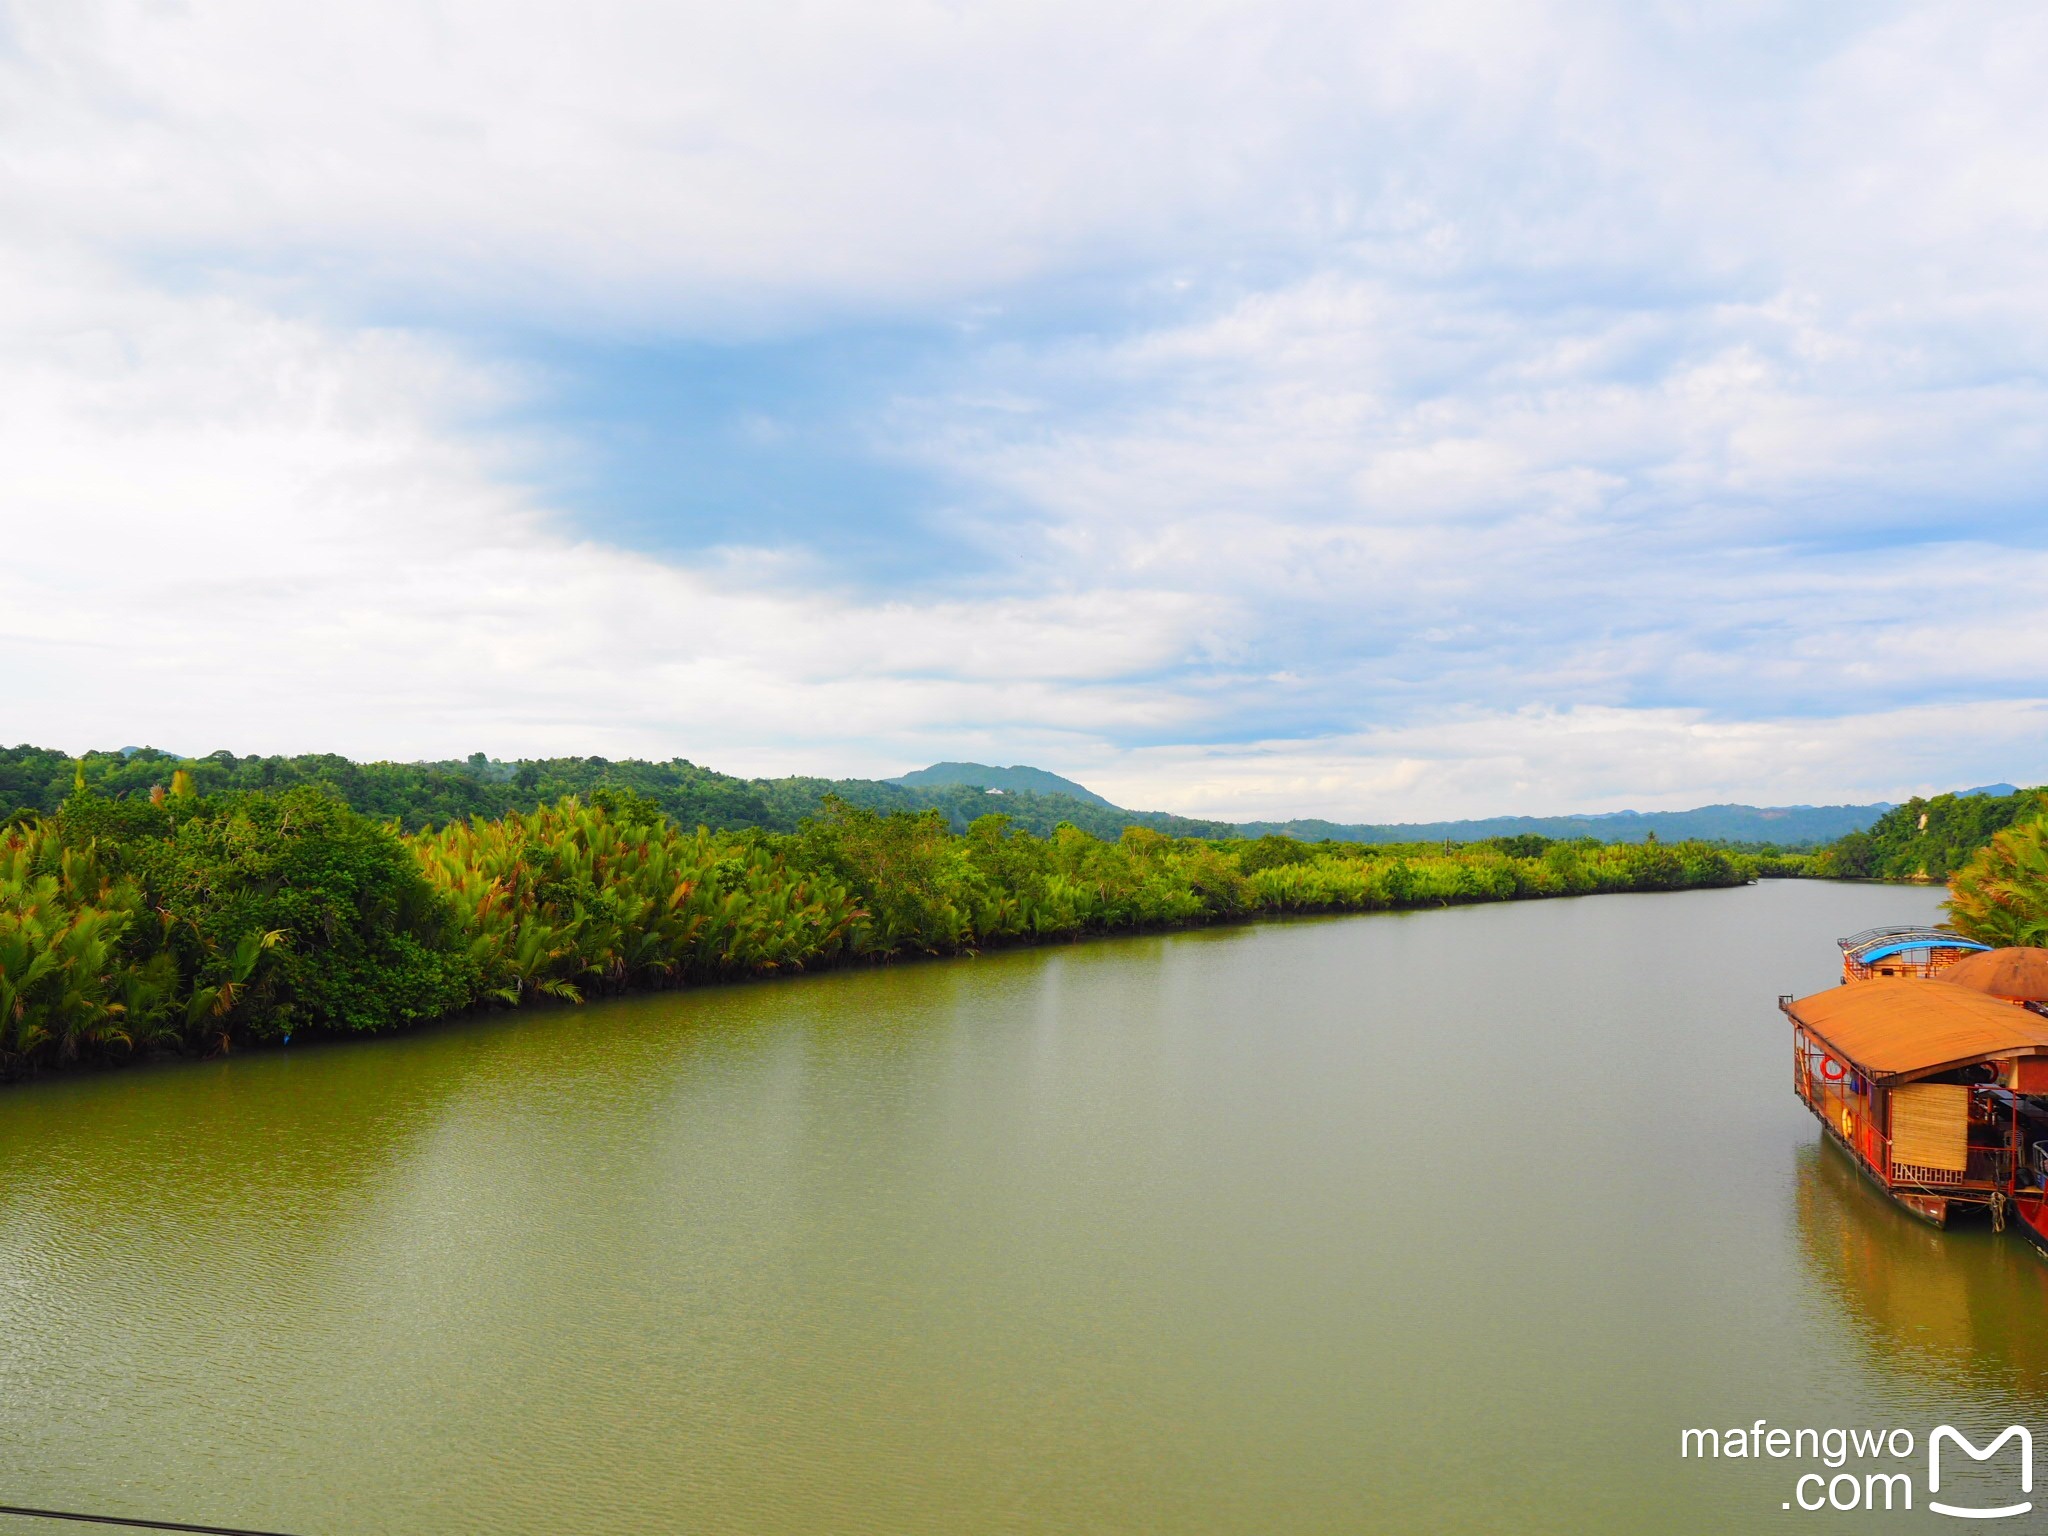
0, 746, 1234, 842
889, 761, 1117, 806
1819, 786, 2048, 880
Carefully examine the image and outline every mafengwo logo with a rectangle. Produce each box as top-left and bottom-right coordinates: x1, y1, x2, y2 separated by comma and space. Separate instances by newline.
1681, 1422, 2033, 1517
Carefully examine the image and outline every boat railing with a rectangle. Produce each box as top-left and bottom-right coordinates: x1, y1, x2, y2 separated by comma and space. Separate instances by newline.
1793, 1024, 2016, 1193
1795, 1027, 1885, 1169
1866, 1128, 2011, 1192
1841, 951, 1977, 982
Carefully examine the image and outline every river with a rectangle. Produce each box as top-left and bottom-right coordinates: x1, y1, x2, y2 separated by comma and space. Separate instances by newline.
3, 880, 2031, 1533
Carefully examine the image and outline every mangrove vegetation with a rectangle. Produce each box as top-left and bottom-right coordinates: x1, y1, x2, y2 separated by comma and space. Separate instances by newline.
1, 772, 1794, 1081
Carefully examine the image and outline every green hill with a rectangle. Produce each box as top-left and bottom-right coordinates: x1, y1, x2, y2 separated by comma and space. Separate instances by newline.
1817, 786, 2048, 880
888, 761, 1116, 807
0, 745, 1232, 842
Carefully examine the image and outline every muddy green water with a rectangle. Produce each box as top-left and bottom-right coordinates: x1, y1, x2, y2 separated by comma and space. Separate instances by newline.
4, 881, 2042, 1534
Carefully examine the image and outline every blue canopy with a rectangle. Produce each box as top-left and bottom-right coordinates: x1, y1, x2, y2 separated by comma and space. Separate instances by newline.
1847, 934, 1991, 965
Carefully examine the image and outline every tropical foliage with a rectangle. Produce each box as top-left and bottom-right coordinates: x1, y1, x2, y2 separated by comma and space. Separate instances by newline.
0, 744, 1234, 840
1818, 787, 2047, 881
1, 774, 1789, 1081
1947, 812, 2048, 948
412, 792, 862, 1003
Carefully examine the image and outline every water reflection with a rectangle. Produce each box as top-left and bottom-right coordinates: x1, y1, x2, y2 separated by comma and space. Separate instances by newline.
1794, 1136, 2048, 1398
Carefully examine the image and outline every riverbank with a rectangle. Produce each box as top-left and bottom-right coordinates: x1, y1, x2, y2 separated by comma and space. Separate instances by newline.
1, 783, 1807, 1082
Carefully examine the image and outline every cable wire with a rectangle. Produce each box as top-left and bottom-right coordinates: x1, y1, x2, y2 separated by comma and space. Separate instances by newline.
0, 1503, 306, 1536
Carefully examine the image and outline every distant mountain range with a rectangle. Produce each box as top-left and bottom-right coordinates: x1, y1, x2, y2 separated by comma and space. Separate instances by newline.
1231, 803, 1891, 847
886, 761, 1948, 847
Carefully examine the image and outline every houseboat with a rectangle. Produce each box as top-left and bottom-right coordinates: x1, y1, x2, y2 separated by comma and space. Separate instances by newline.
1944, 947, 2048, 1254
1783, 977, 2048, 1227
1837, 925, 1990, 982
1785, 946, 2048, 1248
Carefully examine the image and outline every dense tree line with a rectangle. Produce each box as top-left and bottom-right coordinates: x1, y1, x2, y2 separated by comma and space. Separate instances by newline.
1816, 786, 2048, 881
1, 777, 1784, 1081
0, 745, 1235, 842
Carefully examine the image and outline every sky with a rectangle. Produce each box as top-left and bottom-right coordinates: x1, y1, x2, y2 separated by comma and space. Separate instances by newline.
3, 1, 2046, 822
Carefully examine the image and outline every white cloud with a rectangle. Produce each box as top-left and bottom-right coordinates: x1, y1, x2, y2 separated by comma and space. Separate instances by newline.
1087, 702, 2048, 824
904, 261, 2048, 733
0, 2, 2045, 818
0, 253, 1225, 773
0, 0, 1566, 326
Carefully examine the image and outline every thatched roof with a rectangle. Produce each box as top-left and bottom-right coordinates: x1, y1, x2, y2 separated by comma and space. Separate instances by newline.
1941, 947, 2048, 1004
1784, 979, 2048, 1082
